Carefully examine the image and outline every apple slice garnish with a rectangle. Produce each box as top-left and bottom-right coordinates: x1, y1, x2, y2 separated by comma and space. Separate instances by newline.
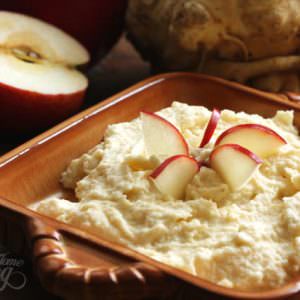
199, 108, 221, 147
0, 11, 89, 134
141, 112, 189, 157
210, 144, 262, 191
150, 155, 199, 199
215, 124, 286, 158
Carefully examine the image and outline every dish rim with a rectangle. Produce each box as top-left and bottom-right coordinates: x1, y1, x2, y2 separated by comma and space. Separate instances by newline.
1, 72, 300, 299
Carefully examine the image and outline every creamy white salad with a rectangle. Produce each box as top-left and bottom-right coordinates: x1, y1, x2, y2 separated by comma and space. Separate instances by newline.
32, 102, 300, 291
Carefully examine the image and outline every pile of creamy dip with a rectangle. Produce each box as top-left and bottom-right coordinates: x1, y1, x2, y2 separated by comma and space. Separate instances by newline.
32, 102, 300, 291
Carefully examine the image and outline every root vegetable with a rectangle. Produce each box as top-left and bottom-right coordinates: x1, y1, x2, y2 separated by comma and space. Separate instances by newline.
127, 0, 300, 93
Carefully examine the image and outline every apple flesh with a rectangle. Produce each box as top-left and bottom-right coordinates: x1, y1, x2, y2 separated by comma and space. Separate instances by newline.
1, 0, 127, 59
210, 144, 262, 191
215, 124, 286, 158
141, 112, 189, 157
199, 108, 220, 147
150, 155, 200, 199
0, 11, 89, 135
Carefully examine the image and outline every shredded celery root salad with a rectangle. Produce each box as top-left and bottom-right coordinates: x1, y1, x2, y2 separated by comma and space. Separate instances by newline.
32, 102, 300, 291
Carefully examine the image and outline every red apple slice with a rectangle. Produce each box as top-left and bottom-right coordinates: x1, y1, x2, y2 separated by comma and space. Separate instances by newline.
150, 155, 199, 199
141, 112, 189, 157
199, 108, 220, 147
215, 124, 286, 158
210, 144, 262, 191
0, 11, 90, 134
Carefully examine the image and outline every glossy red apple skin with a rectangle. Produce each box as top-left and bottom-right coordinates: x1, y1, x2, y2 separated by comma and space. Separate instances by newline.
1, 0, 127, 59
150, 155, 200, 179
141, 111, 189, 156
215, 124, 286, 146
0, 81, 84, 136
210, 144, 263, 164
210, 144, 262, 190
150, 155, 200, 198
199, 108, 220, 147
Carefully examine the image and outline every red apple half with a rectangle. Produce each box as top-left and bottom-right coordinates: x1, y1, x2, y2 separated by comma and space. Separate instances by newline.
1, 0, 127, 59
210, 144, 262, 191
0, 11, 89, 135
150, 155, 199, 199
141, 112, 189, 157
199, 108, 220, 147
215, 124, 286, 158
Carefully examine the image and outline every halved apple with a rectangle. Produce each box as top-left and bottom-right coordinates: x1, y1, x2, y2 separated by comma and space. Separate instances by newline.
210, 144, 262, 191
1, 1, 127, 59
199, 108, 220, 147
150, 155, 199, 199
215, 124, 286, 158
0, 11, 89, 135
141, 112, 189, 157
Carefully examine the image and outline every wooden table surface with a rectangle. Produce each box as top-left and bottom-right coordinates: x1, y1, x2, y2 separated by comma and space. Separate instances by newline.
0, 36, 150, 300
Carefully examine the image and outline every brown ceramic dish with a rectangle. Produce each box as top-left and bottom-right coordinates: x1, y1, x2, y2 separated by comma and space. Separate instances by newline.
0, 73, 300, 300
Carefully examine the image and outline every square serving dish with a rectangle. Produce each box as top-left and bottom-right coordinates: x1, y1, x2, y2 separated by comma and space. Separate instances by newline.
0, 73, 300, 300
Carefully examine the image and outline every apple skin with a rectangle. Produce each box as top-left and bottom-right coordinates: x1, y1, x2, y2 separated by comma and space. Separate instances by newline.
210, 144, 263, 165
0, 0, 127, 59
214, 123, 286, 158
141, 111, 189, 156
150, 155, 200, 179
199, 108, 220, 147
150, 154, 200, 199
0, 81, 84, 136
215, 124, 286, 146
210, 143, 262, 190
